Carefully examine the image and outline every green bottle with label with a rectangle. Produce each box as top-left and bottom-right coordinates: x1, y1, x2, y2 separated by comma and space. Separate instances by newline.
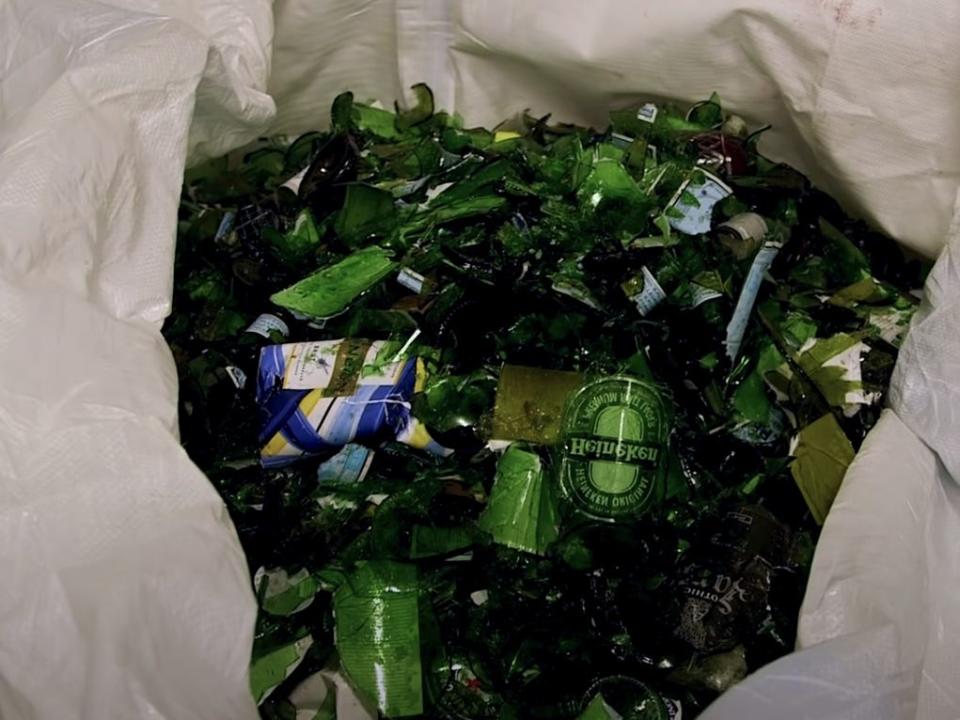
556, 376, 671, 525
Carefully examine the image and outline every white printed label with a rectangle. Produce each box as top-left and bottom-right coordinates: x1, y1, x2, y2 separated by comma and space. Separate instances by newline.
281, 340, 404, 390
610, 132, 634, 149
397, 267, 426, 294
725, 242, 782, 360
225, 365, 247, 390
637, 103, 659, 124
283, 341, 338, 389
246, 313, 290, 339
255, 635, 314, 704
690, 283, 723, 308
667, 171, 733, 235
630, 266, 667, 316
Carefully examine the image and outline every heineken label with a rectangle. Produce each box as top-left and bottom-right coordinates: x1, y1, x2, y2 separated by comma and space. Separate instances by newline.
560, 377, 669, 520
565, 436, 661, 465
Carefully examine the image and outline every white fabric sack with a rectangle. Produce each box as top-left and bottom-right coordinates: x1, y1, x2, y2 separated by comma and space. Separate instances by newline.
0, 1, 272, 718
4, 1, 960, 718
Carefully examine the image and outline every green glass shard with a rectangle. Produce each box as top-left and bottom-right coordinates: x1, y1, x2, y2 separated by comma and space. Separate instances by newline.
477, 445, 559, 556
790, 413, 855, 524
491, 365, 584, 445
284, 131, 325, 170
256, 567, 320, 617
250, 631, 314, 705
819, 217, 870, 284
404, 195, 508, 235
396, 83, 434, 131
185, 271, 228, 303
334, 561, 423, 717
244, 147, 287, 189
409, 525, 476, 559
267, 209, 320, 264
355, 103, 400, 140
414, 373, 496, 434
334, 184, 397, 245
270, 246, 396, 319
576, 156, 650, 231
827, 276, 892, 307
330, 91, 355, 132
687, 92, 724, 127
733, 370, 772, 424
780, 311, 818, 349
578, 693, 620, 720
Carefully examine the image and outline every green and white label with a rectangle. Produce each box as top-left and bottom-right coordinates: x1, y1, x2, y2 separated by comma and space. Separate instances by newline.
624, 266, 667, 316
246, 313, 290, 339
559, 377, 669, 520
689, 283, 723, 308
